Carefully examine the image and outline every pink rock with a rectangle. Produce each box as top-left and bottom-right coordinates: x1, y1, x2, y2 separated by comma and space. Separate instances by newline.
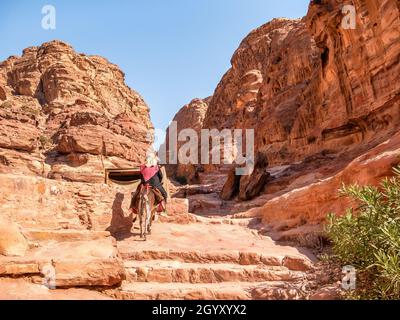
0, 218, 28, 257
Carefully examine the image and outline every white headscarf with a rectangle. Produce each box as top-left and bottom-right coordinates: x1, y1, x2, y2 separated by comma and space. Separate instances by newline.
145, 153, 159, 167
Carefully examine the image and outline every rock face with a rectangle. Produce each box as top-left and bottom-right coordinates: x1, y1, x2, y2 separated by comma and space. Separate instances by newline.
203, 18, 320, 167
165, 97, 210, 184
252, 131, 400, 232
0, 41, 191, 298
0, 40, 153, 183
204, 1, 400, 167
167, 0, 400, 235
0, 218, 28, 257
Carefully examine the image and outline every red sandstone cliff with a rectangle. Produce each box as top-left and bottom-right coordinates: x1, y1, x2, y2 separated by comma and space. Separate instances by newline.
0, 40, 153, 183
0, 41, 192, 297
203, 0, 399, 168
168, 0, 400, 236
165, 97, 211, 183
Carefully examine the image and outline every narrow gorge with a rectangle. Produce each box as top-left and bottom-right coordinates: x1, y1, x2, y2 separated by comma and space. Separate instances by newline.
1, 0, 399, 300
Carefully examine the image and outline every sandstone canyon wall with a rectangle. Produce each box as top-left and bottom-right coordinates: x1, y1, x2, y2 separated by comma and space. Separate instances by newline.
0, 41, 193, 295
165, 97, 210, 184
0, 40, 153, 183
168, 0, 400, 235
203, 0, 400, 168
0, 40, 195, 239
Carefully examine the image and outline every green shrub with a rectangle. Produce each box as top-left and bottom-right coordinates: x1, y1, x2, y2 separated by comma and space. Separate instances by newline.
326, 167, 400, 299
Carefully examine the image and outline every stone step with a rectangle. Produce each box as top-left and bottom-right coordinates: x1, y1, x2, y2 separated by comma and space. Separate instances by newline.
124, 260, 305, 283
195, 216, 259, 227
198, 173, 228, 185
108, 281, 303, 300
22, 229, 111, 242
0, 278, 112, 300
120, 249, 313, 272
0, 238, 125, 288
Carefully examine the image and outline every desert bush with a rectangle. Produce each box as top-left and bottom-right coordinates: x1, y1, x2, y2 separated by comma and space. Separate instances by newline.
326, 167, 400, 299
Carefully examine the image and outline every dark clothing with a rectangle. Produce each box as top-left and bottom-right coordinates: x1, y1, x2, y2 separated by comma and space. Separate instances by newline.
129, 185, 164, 213
140, 166, 168, 201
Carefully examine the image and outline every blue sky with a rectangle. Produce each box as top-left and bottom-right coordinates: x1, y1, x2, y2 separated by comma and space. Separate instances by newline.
0, 0, 310, 145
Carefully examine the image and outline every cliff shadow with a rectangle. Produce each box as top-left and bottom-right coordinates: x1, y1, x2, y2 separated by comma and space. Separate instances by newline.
106, 192, 134, 240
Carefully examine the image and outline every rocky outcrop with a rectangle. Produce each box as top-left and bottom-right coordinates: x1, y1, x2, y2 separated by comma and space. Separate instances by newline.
0, 218, 28, 257
204, 1, 400, 168
0, 40, 153, 183
0, 41, 194, 298
0, 231, 126, 288
251, 131, 400, 233
165, 97, 210, 184
168, 0, 400, 236
203, 18, 320, 167
220, 168, 241, 200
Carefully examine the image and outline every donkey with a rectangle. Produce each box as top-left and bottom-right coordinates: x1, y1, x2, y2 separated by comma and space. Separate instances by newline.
138, 185, 157, 240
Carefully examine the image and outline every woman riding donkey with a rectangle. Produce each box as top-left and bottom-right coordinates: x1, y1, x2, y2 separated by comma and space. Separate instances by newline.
129, 153, 168, 227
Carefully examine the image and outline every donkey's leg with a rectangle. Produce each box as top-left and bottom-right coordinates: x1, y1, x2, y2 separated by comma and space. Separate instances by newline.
139, 198, 145, 239
144, 198, 151, 237
147, 209, 155, 235
147, 193, 155, 234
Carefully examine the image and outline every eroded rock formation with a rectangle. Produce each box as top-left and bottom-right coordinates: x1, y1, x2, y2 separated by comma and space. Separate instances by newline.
168, 0, 400, 237
204, 0, 400, 168
0, 40, 153, 183
165, 97, 210, 184
2, 0, 399, 300
0, 41, 192, 297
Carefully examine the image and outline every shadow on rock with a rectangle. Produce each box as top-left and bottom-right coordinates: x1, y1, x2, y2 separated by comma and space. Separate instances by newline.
106, 192, 133, 240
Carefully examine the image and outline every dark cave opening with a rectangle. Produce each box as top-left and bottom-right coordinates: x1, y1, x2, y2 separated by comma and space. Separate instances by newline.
106, 169, 141, 185
321, 47, 330, 70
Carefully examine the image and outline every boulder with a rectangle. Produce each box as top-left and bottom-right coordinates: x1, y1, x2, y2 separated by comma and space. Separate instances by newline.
238, 168, 270, 201
0, 219, 28, 257
220, 168, 241, 200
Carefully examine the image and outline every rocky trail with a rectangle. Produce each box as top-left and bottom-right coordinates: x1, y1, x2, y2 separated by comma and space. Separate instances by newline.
110, 218, 316, 300
0, 190, 319, 300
